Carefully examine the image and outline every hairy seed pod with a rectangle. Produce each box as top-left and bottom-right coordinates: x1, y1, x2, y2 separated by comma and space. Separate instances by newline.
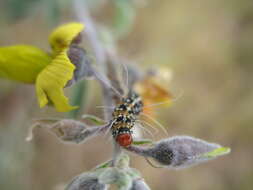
150, 136, 227, 169
126, 136, 229, 169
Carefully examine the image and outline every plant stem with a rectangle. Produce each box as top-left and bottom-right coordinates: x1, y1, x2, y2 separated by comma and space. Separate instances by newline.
72, 0, 124, 166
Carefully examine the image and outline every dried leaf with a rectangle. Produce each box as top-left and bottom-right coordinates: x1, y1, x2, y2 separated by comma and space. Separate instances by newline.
27, 119, 111, 144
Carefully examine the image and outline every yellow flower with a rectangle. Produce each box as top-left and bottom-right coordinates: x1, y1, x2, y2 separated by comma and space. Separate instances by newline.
134, 67, 173, 116
0, 22, 84, 112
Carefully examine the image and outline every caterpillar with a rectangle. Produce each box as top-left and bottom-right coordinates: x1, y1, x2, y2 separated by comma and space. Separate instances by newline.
67, 44, 144, 147
111, 91, 143, 147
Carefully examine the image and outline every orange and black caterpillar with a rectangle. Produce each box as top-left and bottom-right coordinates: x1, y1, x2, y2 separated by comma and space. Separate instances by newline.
111, 91, 143, 147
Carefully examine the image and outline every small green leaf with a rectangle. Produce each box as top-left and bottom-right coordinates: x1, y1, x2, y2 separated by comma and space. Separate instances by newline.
94, 160, 112, 170
133, 139, 153, 145
113, 0, 136, 38
81, 114, 106, 125
202, 147, 231, 158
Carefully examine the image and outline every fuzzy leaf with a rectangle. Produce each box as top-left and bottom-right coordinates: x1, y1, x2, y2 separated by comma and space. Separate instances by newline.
0, 45, 51, 83
66, 172, 108, 190
35, 49, 78, 112
124, 168, 141, 179
130, 179, 151, 190
27, 119, 110, 144
99, 168, 132, 190
48, 119, 88, 143
115, 154, 130, 169
27, 119, 87, 143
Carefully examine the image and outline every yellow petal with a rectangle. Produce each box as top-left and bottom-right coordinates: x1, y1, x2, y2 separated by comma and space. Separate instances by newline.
0, 45, 51, 83
134, 68, 173, 118
35, 49, 78, 112
135, 77, 173, 106
49, 22, 85, 53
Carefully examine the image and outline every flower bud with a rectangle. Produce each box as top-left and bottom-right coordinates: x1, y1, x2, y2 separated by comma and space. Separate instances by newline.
66, 46, 94, 87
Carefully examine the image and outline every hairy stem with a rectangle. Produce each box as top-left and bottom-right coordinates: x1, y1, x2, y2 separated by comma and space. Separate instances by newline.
73, 0, 106, 66
125, 145, 150, 157
73, 0, 124, 166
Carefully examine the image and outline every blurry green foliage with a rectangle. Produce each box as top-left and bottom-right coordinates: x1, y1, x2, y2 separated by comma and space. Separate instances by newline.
69, 80, 88, 119
3, 0, 67, 24
44, 0, 61, 25
4, 0, 42, 21
113, 0, 136, 39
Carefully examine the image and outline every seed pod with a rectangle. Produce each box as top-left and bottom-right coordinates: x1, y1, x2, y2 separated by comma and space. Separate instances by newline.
126, 136, 230, 169
66, 172, 108, 190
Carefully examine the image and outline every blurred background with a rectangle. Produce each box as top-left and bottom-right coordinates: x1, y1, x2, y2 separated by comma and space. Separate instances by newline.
0, 0, 253, 189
